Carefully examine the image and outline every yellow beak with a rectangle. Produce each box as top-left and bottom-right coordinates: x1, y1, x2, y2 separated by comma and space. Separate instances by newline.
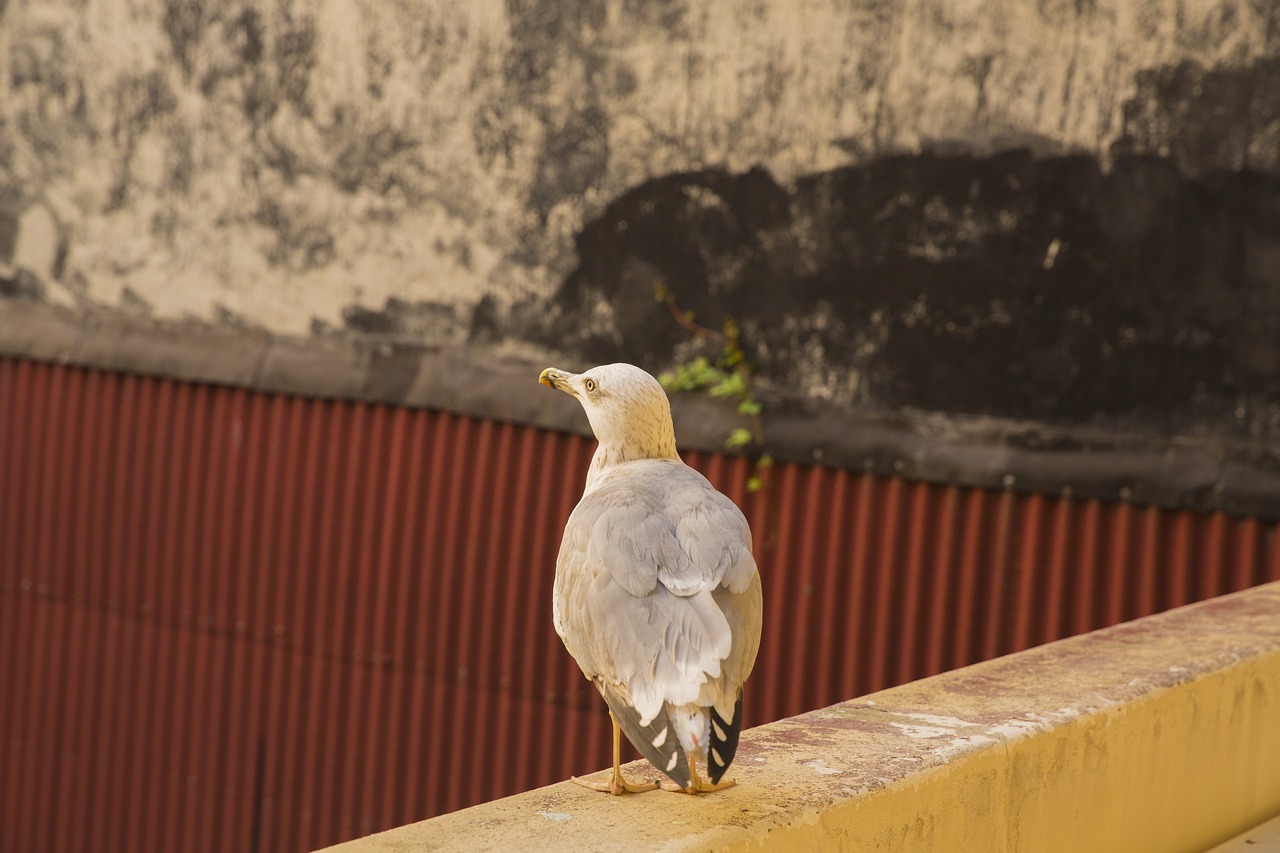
539, 367, 568, 390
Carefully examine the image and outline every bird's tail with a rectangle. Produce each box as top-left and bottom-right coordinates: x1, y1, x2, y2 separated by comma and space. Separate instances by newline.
707, 691, 744, 784
594, 679, 692, 789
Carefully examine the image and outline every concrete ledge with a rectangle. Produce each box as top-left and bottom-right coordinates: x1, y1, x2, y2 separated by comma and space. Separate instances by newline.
321, 581, 1280, 852
4, 296, 1280, 518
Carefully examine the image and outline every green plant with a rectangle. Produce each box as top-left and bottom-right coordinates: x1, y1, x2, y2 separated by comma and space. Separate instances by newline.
654, 282, 773, 492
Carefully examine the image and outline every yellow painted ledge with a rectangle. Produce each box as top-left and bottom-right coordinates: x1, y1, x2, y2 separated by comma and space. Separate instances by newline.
322, 582, 1280, 852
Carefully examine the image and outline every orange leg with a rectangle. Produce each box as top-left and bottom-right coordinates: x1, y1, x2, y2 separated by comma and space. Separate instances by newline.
571, 712, 658, 795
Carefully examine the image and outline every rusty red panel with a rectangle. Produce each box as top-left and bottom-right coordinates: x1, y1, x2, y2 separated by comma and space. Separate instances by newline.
3, 356, 1280, 852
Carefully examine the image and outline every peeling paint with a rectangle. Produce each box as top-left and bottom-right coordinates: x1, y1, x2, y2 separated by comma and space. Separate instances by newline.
890, 723, 957, 740
987, 720, 1048, 739
899, 713, 977, 729
803, 760, 843, 776
932, 735, 997, 760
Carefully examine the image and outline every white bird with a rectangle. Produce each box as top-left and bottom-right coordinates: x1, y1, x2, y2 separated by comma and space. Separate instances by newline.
539, 363, 763, 795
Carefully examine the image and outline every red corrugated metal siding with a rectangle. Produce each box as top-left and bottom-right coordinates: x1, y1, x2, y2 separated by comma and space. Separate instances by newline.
2, 356, 1278, 852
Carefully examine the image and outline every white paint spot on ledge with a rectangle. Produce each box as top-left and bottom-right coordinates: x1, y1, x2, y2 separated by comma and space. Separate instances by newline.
988, 719, 1044, 739
804, 759, 843, 776
900, 712, 975, 729
889, 722, 955, 739
536, 811, 573, 822
932, 734, 996, 760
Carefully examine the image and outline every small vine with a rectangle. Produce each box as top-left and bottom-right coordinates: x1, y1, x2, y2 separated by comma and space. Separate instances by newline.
654, 282, 773, 491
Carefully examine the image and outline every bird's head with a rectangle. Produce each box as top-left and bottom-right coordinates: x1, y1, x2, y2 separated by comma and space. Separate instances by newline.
539, 363, 678, 463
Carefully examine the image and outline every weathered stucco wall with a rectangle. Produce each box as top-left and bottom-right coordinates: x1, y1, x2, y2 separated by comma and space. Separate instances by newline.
1, 0, 1278, 473
2, 0, 1276, 329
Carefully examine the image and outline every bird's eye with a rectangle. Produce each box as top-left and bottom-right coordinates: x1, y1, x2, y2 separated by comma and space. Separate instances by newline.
584, 378, 597, 393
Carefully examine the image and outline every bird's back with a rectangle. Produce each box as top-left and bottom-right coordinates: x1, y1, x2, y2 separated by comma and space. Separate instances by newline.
553, 457, 762, 783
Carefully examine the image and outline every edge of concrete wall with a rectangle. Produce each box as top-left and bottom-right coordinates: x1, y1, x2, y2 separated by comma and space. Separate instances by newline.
3, 296, 1279, 519
320, 581, 1280, 853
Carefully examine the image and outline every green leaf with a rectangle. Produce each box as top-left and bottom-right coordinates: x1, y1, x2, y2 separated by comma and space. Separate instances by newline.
662, 355, 741, 393
747, 475, 762, 492
666, 360, 698, 390
709, 373, 746, 398
737, 399, 761, 417
757, 454, 774, 468
726, 428, 752, 448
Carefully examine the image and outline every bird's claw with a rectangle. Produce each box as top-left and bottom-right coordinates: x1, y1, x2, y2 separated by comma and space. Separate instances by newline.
660, 777, 737, 794
571, 773, 659, 796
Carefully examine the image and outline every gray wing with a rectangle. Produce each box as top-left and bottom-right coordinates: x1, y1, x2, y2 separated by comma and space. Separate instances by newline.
553, 460, 762, 776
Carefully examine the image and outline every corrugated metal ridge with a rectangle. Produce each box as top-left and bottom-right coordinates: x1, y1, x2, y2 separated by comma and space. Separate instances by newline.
2, 299, 1278, 518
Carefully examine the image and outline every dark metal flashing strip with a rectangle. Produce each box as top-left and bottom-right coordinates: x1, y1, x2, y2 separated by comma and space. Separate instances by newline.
3, 297, 1278, 520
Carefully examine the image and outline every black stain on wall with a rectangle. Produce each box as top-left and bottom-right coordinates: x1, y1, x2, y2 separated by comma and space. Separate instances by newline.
537, 50, 1280, 448
1115, 57, 1280, 175
551, 166, 794, 359
340, 297, 465, 342
532, 105, 610, 221
501, 0, 616, 220
542, 149, 1280, 444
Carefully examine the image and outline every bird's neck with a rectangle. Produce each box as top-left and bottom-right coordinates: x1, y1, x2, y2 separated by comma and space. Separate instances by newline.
585, 437, 679, 494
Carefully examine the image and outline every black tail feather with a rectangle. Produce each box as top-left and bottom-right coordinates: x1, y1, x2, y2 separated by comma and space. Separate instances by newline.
706, 692, 743, 784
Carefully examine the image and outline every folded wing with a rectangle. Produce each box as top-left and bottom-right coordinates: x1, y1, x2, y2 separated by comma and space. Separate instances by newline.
553, 460, 763, 779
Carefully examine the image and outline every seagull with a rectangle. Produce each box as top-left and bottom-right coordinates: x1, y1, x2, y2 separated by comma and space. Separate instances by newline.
539, 363, 763, 795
